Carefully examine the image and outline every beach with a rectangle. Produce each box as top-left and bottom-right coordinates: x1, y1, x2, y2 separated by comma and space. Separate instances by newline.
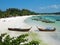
0, 15, 60, 45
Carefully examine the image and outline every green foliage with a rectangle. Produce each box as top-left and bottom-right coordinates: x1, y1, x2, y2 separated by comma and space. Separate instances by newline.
0, 33, 28, 45
0, 8, 38, 18
29, 40, 39, 45
24, 40, 39, 45
0, 33, 7, 42
0, 8, 60, 18
0, 33, 40, 45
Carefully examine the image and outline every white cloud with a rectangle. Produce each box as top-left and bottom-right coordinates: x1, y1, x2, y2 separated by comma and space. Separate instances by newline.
40, 4, 60, 9
40, 7, 46, 9
49, 5, 60, 9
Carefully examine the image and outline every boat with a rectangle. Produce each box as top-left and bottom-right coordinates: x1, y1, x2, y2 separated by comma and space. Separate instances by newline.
37, 26, 56, 31
41, 19, 55, 23
8, 27, 32, 32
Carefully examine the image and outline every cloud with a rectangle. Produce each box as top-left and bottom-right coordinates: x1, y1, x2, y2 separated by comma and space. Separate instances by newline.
40, 4, 60, 10
48, 5, 60, 9
40, 7, 46, 9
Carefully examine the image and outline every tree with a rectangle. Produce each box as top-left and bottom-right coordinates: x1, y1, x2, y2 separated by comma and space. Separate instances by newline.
5, 8, 21, 16
0, 8, 39, 18
0, 10, 3, 18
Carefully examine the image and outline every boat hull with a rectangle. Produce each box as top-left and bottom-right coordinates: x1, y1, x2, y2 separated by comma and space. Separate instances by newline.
8, 28, 31, 32
37, 27, 56, 32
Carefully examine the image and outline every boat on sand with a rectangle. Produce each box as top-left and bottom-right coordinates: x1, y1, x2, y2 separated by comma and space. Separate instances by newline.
8, 27, 32, 32
37, 26, 56, 32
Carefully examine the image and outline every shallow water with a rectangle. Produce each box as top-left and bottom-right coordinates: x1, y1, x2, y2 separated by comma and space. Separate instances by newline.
24, 15, 60, 41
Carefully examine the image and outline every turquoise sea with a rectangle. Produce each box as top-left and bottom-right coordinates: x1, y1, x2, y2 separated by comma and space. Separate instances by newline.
24, 15, 60, 41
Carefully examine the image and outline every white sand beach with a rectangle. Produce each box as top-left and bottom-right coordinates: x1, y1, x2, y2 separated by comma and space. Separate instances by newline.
0, 15, 60, 45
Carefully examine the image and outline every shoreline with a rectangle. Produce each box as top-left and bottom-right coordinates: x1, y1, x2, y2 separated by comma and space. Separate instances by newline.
0, 15, 60, 45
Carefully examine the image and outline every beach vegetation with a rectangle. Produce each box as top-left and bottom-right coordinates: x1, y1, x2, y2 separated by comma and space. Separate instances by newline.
0, 8, 38, 18
0, 8, 60, 18
0, 33, 40, 45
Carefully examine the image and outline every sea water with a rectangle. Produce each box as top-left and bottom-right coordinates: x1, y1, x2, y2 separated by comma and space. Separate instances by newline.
24, 15, 60, 41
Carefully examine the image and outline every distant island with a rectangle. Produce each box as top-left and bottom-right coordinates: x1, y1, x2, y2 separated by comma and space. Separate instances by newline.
39, 12, 60, 15
0, 8, 60, 18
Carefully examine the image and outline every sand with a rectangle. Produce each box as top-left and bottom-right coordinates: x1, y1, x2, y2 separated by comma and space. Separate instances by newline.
0, 15, 60, 45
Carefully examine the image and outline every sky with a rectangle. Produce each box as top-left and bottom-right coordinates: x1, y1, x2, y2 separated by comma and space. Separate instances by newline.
0, 0, 60, 13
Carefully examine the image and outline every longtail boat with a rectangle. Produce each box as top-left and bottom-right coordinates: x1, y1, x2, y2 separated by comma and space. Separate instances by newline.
8, 27, 32, 32
37, 26, 56, 32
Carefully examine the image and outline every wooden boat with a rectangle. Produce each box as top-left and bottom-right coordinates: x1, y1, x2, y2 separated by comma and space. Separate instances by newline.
37, 27, 56, 32
8, 27, 32, 32
56, 19, 60, 21
42, 20, 55, 23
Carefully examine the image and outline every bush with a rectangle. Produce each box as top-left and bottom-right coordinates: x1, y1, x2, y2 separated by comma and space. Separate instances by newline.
0, 33, 39, 45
